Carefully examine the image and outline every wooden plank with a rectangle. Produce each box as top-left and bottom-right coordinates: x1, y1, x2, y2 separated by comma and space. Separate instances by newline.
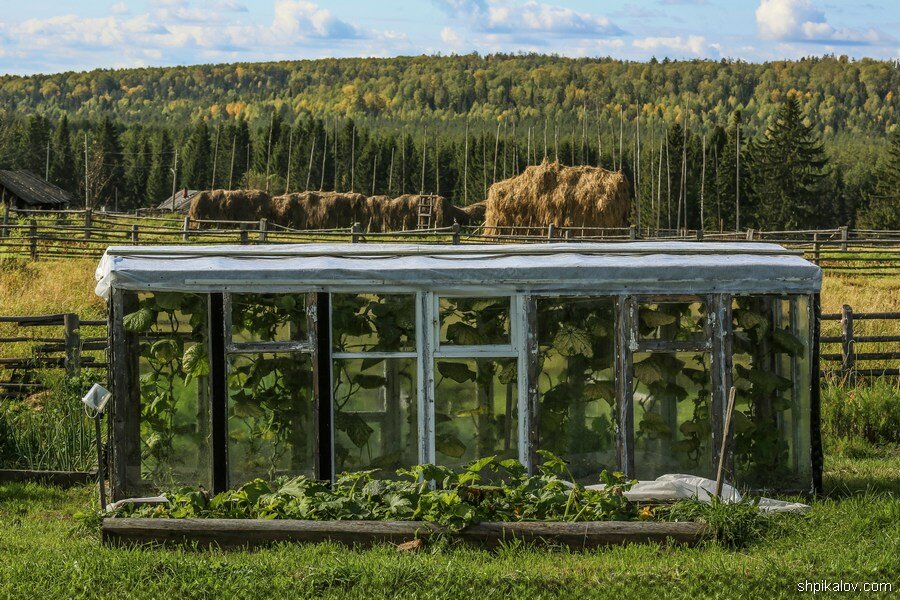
0, 469, 96, 487
102, 518, 708, 549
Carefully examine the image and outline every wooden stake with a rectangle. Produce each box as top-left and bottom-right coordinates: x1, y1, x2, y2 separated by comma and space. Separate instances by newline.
715, 386, 737, 498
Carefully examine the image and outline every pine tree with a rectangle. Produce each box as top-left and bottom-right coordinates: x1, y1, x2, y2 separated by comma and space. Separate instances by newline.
146, 130, 173, 204
715, 111, 742, 231
123, 130, 150, 207
48, 114, 75, 192
18, 115, 50, 175
858, 130, 900, 229
745, 96, 828, 230
93, 117, 125, 208
181, 121, 211, 190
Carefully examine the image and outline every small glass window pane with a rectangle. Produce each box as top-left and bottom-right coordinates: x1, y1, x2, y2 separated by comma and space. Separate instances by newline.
632, 351, 713, 479
230, 293, 307, 343
333, 358, 418, 476
227, 353, 315, 485
129, 292, 211, 491
439, 297, 511, 346
537, 297, 617, 484
434, 358, 518, 470
638, 301, 706, 342
331, 293, 416, 353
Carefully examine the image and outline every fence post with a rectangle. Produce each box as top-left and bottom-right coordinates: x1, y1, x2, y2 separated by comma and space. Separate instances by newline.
183, 216, 191, 242
628, 225, 636, 240
451, 222, 460, 245
351, 222, 361, 243
0, 201, 9, 239
259, 218, 268, 242
840, 304, 854, 377
839, 226, 849, 252
131, 224, 139, 245
547, 223, 556, 242
240, 225, 249, 245
63, 313, 81, 377
813, 232, 820, 265
746, 228, 754, 241
84, 208, 92, 240
29, 219, 37, 259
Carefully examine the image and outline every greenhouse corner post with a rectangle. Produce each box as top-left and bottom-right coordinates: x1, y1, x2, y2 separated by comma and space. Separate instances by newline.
209, 293, 228, 494
811, 293, 823, 496
313, 292, 333, 483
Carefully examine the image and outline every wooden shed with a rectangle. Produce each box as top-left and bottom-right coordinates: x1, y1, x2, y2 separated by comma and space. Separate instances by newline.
0, 170, 71, 210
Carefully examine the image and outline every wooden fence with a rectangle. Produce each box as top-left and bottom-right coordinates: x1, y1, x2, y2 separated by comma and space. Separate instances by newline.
820, 306, 900, 378
1, 305, 895, 400
0, 313, 107, 399
1, 207, 898, 274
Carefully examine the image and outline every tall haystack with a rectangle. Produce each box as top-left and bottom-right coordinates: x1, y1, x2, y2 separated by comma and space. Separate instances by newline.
188, 189, 273, 224
189, 190, 482, 231
483, 161, 630, 232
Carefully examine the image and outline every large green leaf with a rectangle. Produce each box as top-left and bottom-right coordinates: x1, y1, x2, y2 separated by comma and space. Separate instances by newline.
640, 308, 677, 328
123, 307, 155, 332
435, 433, 467, 458
445, 322, 484, 345
335, 411, 374, 448
634, 360, 664, 385
552, 323, 593, 358
437, 361, 476, 383
584, 380, 616, 405
183, 344, 209, 380
772, 328, 805, 358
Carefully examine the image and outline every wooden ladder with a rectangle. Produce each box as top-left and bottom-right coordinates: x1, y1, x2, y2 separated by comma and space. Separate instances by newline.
417, 195, 435, 229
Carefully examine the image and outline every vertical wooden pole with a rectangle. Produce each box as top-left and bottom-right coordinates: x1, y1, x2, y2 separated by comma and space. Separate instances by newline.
183, 216, 191, 242
840, 226, 849, 252
84, 208, 92, 240
63, 313, 81, 377
523, 295, 540, 473
840, 304, 854, 376
259, 218, 268, 242
208, 293, 227, 493
615, 296, 635, 478
131, 224, 139, 245
29, 219, 37, 259
0, 199, 8, 239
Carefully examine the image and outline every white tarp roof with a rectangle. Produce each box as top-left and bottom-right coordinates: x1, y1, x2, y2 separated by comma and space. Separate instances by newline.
95, 242, 822, 299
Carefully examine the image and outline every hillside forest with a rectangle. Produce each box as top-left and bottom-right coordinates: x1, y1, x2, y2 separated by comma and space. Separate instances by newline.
0, 54, 897, 230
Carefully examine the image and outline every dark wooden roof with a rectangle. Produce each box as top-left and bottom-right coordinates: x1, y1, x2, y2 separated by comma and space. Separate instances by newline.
0, 170, 71, 207
157, 189, 201, 212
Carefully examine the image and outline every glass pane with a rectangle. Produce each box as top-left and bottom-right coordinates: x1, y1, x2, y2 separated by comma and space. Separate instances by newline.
128, 292, 211, 490
230, 293, 307, 343
732, 295, 811, 489
439, 297, 510, 346
331, 293, 416, 353
632, 351, 713, 479
638, 301, 706, 342
332, 358, 418, 476
537, 297, 617, 484
227, 353, 315, 485
434, 358, 518, 470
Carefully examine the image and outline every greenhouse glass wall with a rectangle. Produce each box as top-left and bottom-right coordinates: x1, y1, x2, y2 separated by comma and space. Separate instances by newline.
96, 242, 823, 500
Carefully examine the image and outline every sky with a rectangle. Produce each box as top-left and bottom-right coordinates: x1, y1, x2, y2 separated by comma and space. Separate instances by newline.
0, 0, 897, 75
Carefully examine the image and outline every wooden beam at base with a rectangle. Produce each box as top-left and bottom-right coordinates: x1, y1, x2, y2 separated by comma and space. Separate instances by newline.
102, 518, 708, 550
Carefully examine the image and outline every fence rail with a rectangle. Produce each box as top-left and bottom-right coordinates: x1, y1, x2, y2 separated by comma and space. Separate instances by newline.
820, 306, 900, 378
0, 207, 898, 273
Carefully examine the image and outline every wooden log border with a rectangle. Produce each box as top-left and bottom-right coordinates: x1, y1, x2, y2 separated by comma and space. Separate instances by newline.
102, 518, 708, 550
0, 469, 96, 487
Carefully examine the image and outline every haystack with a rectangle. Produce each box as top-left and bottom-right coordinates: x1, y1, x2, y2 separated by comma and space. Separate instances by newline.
483, 161, 629, 232
189, 190, 482, 232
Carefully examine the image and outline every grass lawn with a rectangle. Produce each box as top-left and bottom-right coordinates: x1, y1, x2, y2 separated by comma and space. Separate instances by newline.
0, 445, 897, 599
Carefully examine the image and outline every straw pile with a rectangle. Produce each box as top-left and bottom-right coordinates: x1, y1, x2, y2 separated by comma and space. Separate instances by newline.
483, 161, 630, 232
189, 190, 482, 231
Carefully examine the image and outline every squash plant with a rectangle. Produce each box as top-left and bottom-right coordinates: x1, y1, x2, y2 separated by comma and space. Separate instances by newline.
434, 297, 513, 467
227, 294, 314, 484
124, 292, 210, 487
535, 298, 616, 482
330, 294, 417, 473
731, 297, 804, 487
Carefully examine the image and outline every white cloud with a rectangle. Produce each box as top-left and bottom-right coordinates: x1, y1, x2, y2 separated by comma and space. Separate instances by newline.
633, 34, 713, 56
432, 0, 624, 37
110, 2, 129, 15
273, 0, 362, 39
441, 26, 462, 47
755, 0, 891, 45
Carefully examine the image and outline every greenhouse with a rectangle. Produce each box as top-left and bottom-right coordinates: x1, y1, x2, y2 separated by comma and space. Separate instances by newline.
95, 242, 823, 501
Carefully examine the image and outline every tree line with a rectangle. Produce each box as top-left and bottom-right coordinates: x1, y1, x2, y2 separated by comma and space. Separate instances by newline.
0, 93, 896, 230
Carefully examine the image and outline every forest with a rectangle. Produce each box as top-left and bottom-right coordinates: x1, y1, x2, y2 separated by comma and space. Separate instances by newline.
0, 54, 897, 229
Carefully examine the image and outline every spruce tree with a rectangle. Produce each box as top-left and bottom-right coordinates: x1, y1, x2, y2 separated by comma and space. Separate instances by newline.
48, 114, 75, 192
746, 96, 828, 230
123, 130, 151, 207
180, 121, 211, 190
858, 130, 900, 229
94, 116, 124, 207
146, 130, 174, 204
18, 115, 50, 175
715, 111, 742, 232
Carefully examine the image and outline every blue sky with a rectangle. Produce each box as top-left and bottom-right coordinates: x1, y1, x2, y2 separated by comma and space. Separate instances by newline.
0, 0, 897, 75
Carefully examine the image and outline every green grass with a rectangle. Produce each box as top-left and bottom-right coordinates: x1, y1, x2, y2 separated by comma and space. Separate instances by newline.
0, 445, 897, 598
